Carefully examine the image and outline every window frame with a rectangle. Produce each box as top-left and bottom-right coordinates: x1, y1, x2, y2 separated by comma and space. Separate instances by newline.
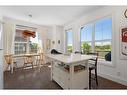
65, 28, 73, 53
14, 25, 39, 55
80, 16, 114, 66
80, 23, 94, 53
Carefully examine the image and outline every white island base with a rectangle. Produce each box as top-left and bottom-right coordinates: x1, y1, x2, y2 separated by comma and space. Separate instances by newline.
51, 61, 89, 89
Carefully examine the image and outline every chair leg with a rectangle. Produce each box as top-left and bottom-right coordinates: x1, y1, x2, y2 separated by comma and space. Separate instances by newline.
36, 60, 38, 66
32, 63, 34, 69
89, 69, 91, 89
6, 64, 10, 71
23, 63, 26, 69
14, 62, 18, 68
14, 62, 18, 71
95, 69, 98, 86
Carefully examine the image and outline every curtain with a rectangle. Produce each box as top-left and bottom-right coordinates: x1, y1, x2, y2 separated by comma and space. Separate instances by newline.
3, 22, 15, 70
37, 28, 44, 53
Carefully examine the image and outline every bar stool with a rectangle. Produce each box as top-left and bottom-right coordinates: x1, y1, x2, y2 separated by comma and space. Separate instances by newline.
87, 53, 98, 89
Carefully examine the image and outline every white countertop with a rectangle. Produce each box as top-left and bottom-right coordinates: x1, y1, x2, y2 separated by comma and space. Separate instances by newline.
45, 53, 96, 65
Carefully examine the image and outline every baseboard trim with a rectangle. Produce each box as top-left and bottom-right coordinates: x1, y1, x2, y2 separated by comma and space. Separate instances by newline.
98, 72, 127, 86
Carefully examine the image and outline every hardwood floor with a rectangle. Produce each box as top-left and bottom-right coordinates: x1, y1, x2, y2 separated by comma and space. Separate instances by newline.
4, 64, 127, 89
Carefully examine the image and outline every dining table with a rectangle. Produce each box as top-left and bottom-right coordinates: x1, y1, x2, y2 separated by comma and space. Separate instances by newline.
11, 53, 41, 74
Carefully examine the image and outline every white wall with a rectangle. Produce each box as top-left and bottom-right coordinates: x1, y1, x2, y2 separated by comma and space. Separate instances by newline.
43, 25, 64, 53
51, 25, 64, 53
63, 6, 127, 86
0, 15, 3, 89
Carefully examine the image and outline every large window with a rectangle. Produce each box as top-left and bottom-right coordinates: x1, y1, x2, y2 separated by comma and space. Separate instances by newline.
95, 18, 112, 59
66, 29, 73, 53
14, 26, 39, 54
80, 17, 112, 61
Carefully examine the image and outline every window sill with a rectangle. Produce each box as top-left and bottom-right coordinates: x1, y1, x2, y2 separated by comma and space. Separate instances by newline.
98, 59, 114, 67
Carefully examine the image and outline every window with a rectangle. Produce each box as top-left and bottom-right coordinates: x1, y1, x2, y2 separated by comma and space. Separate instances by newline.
95, 18, 112, 59
80, 17, 112, 61
66, 29, 73, 53
14, 29, 27, 54
14, 26, 39, 54
80, 24, 93, 53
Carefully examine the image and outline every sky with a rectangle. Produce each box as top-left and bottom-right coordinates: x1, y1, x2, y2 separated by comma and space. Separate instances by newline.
67, 18, 112, 46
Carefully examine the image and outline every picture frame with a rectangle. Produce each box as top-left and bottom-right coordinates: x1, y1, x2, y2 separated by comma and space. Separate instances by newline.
124, 9, 127, 18
120, 26, 127, 60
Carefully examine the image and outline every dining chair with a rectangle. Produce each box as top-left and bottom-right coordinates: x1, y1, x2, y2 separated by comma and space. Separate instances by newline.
23, 55, 35, 69
87, 52, 98, 89
4, 54, 17, 73
36, 53, 44, 66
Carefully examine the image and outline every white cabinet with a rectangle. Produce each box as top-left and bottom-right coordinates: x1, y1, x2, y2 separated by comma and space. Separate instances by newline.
52, 64, 69, 89
52, 62, 88, 89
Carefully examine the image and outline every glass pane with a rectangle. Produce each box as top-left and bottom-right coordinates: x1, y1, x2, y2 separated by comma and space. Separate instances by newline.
67, 31, 73, 53
15, 29, 27, 42
103, 41, 111, 51
95, 41, 111, 59
95, 23, 103, 40
80, 24, 93, 54
103, 19, 112, 39
95, 18, 112, 41
81, 24, 93, 42
14, 43, 27, 54
30, 32, 39, 53
81, 42, 92, 54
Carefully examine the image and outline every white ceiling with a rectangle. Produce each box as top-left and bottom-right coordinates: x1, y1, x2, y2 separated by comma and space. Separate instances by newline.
0, 6, 102, 26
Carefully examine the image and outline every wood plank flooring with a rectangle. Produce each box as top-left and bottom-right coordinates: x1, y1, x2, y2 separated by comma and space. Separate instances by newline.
4, 64, 127, 89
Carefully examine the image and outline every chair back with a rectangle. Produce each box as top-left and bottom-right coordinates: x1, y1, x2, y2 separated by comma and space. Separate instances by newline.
24, 55, 34, 63
4, 54, 13, 65
87, 52, 98, 67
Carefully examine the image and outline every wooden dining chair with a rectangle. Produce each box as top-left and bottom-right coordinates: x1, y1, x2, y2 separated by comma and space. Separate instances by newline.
87, 52, 98, 89
4, 54, 17, 72
36, 53, 44, 66
23, 55, 35, 69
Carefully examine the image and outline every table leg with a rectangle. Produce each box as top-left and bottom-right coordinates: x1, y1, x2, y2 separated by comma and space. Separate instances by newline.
51, 60, 53, 81
86, 60, 89, 89
11, 60, 14, 74
69, 65, 74, 89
